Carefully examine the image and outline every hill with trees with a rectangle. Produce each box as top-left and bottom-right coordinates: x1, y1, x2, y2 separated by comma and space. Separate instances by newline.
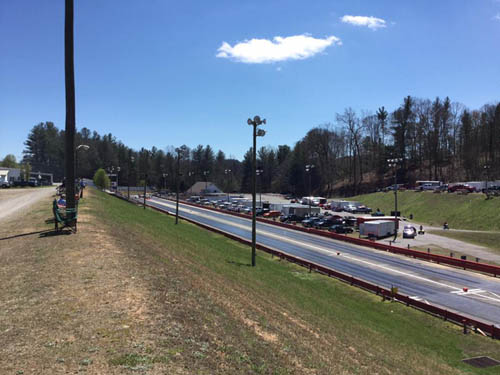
19, 95, 499, 196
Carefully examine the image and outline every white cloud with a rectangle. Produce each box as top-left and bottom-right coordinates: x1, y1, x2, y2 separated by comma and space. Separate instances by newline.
494, 13, 500, 21
341, 15, 387, 30
216, 34, 341, 64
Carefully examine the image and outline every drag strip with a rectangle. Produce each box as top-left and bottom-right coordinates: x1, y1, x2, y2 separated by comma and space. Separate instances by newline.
148, 197, 500, 326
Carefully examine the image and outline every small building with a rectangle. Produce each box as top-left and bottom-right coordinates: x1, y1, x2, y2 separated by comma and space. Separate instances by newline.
0, 168, 53, 186
0, 168, 21, 184
188, 181, 222, 196
0, 169, 8, 185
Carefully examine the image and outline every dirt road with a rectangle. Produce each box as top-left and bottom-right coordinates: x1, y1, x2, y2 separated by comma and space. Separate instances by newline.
0, 187, 56, 222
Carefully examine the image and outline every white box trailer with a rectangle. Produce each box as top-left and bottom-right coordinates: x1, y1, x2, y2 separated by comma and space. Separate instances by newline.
281, 204, 320, 218
359, 220, 396, 239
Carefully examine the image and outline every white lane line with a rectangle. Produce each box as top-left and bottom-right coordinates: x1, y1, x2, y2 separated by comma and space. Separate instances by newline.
150, 199, 500, 302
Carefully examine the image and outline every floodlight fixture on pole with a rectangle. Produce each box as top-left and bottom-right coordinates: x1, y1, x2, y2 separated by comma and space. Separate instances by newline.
387, 158, 403, 241
247, 115, 267, 267
76, 144, 90, 151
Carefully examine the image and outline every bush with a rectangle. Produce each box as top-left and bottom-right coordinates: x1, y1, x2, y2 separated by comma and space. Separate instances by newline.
93, 168, 110, 190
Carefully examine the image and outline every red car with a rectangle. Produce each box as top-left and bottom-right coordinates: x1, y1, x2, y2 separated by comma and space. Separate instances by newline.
448, 184, 475, 193
263, 210, 281, 218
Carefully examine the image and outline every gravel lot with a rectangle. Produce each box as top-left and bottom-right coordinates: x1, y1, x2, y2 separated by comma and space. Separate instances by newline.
0, 187, 56, 222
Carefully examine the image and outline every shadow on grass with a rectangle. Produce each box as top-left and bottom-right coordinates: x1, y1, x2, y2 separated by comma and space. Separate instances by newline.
39, 230, 73, 238
226, 260, 252, 267
0, 229, 53, 241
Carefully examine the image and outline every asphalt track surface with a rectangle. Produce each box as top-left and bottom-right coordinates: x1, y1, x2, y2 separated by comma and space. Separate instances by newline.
148, 197, 500, 326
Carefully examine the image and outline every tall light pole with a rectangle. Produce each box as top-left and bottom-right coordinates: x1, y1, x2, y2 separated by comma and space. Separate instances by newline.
175, 148, 182, 225
76, 144, 89, 197
247, 115, 267, 267
484, 164, 491, 197
143, 173, 147, 210
188, 171, 194, 196
203, 170, 210, 194
225, 169, 232, 201
128, 155, 135, 200
107, 166, 119, 192
75, 144, 89, 178
387, 158, 403, 241
162, 173, 168, 195
116, 166, 121, 193
256, 169, 263, 209
305, 164, 315, 216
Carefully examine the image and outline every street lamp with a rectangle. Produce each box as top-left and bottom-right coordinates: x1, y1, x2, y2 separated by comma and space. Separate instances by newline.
305, 164, 315, 216
162, 173, 168, 195
387, 158, 403, 241
247, 115, 267, 267
107, 166, 120, 193
116, 166, 121, 193
484, 164, 491, 197
175, 148, 182, 225
203, 170, 210, 194
128, 155, 135, 200
188, 171, 195, 196
75, 144, 90, 197
225, 169, 232, 201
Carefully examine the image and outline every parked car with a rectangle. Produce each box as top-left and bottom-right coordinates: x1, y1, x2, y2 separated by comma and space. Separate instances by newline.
343, 216, 357, 227
402, 225, 417, 239
355, 205, 372, 214
313, 218, 337, 229
1, 181, 11, 188
344, 204, 358, 213
329, 224, 354, 234
371, 211, 385, 217
448, 184, 475, 193
301, 217, 322, 228
263, 210, 281, 218
280, 214, 301, 223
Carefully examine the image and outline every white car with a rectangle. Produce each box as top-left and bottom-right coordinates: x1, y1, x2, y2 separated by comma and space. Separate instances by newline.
403, 225, 417, 239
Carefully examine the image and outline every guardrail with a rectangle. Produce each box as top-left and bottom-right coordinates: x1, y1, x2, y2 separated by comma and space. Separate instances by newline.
138, 196, 499, 339
174, 199, 500, 278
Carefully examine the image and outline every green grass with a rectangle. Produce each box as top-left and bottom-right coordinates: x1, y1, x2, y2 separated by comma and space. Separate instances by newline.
347, 191, 500, 231
429, 230, 500, 254
93, 190, 500, 374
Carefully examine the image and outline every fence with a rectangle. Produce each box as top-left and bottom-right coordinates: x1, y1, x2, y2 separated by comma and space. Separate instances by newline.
110, 193, 500, 339
177, 199, 500, 278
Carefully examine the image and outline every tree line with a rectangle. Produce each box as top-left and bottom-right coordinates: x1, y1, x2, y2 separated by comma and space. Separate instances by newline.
20, 95, 499, 197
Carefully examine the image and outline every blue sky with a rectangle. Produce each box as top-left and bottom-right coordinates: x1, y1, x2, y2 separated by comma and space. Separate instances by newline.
1, 0, 499, 161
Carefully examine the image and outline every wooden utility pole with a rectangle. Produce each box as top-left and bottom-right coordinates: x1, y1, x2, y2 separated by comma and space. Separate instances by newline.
64, 0, 76, 214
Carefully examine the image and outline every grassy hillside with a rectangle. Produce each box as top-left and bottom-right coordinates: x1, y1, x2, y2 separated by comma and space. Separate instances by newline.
91, 190, 500, 374
348, 191, 500, 231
